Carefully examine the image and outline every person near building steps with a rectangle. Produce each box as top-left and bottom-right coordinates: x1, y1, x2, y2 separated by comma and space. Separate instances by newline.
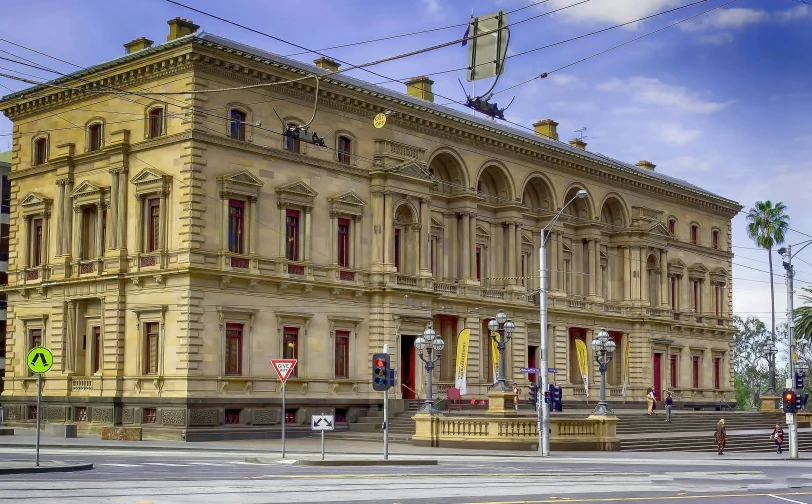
771, 424, 784, 454
664, 392, 673, 423
646, 387, 656, 416
715, 418, 727, 455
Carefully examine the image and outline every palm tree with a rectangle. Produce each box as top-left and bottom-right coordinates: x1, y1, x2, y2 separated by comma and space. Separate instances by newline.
746, 200, 790, 395
795, 288, 812, 343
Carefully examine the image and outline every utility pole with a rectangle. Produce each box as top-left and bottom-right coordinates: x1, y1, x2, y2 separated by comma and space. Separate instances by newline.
786, 244, 799, 459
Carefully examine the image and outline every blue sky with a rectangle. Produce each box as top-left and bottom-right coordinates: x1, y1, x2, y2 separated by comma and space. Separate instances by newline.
1, 0, 811, 329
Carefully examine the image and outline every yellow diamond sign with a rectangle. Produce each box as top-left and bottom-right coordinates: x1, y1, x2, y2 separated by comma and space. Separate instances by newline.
27, 346, 53, 374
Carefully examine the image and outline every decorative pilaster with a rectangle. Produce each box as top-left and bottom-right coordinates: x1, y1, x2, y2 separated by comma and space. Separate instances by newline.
55, 181, 66, 256
515, 221, 523, 286
248, 196, 258, 255
159, 190, 168, 251
329, 210, 339, 265
660, 250, 669, 308
640, 248, 649, 304
353, 215, 362, 269
556, 232, 564, 293
63, 180, 73, 257
382, 193, 393, 267
73, 205, 83, 259
588, 239, 597, 297
419, 199, 430, 274
460, 212, 470, 280
95, 203, 105, 257
108, 169, 119, 250
623, 246, 631, 302
22, 215, 31, 267
135, 195, 145, 253
304, 206, 312, 262
117, 168, 127, 250
507, 221, 516, 285
469, 212, 477, 281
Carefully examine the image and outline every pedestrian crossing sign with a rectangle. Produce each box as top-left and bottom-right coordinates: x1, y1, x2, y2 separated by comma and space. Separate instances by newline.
27, 346, 53, 374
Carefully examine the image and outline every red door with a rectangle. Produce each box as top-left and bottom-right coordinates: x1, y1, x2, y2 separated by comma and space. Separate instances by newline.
400, 335, 416, 399
528, 345, 538, 384
653, 353, 662, 399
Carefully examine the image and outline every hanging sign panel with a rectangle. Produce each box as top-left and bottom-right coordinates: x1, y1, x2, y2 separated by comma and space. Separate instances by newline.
466, 11, 508, 82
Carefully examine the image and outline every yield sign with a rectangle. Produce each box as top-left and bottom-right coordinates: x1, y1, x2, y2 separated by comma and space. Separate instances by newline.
271, 359, 297, 383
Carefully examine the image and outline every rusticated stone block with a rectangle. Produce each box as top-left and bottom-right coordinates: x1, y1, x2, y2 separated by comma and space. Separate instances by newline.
252, 408, 281, 425
161, 409, 188, 426
102, 427, 142, 441
188, 408, 219, 426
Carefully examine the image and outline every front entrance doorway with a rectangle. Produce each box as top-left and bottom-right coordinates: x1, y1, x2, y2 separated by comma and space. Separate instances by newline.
653, 353, 662, 400
400, 335, 416, 399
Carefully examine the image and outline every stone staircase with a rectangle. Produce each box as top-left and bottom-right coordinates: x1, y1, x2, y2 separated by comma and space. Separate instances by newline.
617, 410, 786, 436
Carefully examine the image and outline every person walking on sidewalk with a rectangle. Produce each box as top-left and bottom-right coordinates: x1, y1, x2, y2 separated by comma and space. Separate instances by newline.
715, 418, 727, 455
664, 392, 673, 423
771, 424, 784, 454
646, 387, 656, 416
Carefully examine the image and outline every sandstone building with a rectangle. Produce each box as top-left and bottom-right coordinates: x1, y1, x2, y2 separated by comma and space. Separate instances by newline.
0, 18, 741, 436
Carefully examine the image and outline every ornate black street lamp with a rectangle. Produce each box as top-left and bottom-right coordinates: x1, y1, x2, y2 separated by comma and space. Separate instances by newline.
591, 328, 616, 416
415, 324, 445, 414
488, 309, 516, 392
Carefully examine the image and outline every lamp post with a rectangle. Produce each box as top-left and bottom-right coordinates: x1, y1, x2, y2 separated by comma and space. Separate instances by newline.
590, 328, 616, 416
538, 188, 588, 457
488, 310, 515, 392
415, 324, 445, 414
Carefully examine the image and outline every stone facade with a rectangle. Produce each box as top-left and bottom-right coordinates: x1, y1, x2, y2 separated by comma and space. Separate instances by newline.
0, 20, 741, 435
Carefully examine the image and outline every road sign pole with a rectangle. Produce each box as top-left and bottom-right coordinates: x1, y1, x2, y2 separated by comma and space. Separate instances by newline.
35, 373, 42, 467
383, 343, 389, 461
321, 429, 325, 461
281, 381, 286, 459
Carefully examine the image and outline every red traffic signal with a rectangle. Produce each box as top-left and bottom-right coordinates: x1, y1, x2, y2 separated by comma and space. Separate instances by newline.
784, 389, 797, 413
374, 358, 386, 368
372, 353, 391, 392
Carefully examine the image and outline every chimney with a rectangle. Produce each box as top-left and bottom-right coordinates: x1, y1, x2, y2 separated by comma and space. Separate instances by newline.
167, 17, 200, 41
313, 57, 341, 72
569, 138, 587, 150
405, 76, 434, 103
636, 160, 656, 171
533, 119, 559, 141
124, 37, 154, 54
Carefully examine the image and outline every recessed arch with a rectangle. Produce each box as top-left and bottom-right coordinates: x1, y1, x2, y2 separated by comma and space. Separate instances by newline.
561, 183, 594, 222
521, 172, 557, 212
428, 147, 469, 194
392, 199, 419, 225
599, 193, 629, 230
475, 160, 515, 205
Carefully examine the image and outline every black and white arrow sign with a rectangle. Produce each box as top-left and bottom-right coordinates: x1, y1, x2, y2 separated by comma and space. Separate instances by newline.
311, 414, 335, 431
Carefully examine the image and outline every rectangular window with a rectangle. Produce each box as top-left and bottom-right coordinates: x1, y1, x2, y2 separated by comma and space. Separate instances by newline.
88, 123, 102, 151
715, 285, 721, 316
230, 109, 246, 140
337, 218, 350, 268
692, 356, 700, 388
144, 322, 159, 375
147, 198, 160, 253
713, 357, 721, 389
668, 219, 676, 235
92, 326, 101, 374
285, 124, 300, 153
144, 408, 157, 424
334, 330, 350, 379
691, 225, 698, 245
30, 328, 42, 348
670, 355, 677, 388
670, 277, 677, 310
283, 327, 299, 377
476, 246, 482, 281
712, 230, 719, 250
285, 209, 300, 261
228, 199, 245, 254
693, 280, 700, 311
148, 108, 164, 138
31, 218, 43, 267
34, 138, 47, 165
394, 229, 401, 271
337, 136, 352, 164
225, 323, 243, 376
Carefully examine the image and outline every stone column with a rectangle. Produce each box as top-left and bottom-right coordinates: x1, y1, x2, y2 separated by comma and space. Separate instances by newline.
95, 204, 104, 257
515, 221, 523, 286
507, 221, 516, 285
548, 232, 558, 291
64, 300, 76, 374
469, 212, 477, 281
278, 203, 286, 258
329, 211, 338, 265
382, 193, 392, 267
304, 206, 312, 262
641, 248, 649, 304
660, 250, 669, 308
460, 212, 470, 280
109, 170, 119, 250
353, 216, 362, 269
117, 170, 127, 250
372, 192, 383, 267
159, 191, 168, 251
55, 182, 65, 256
63, 180, 73, 257
588, 239, 597, 297
556, 232, 564, 292
419, 199, 430, 274
248, 196, 258, 255
682, 275, 690, 314
135, 196, 144, 253
22, 216, 31, 267
623, 246, 631, 302
221, 197, 229, 252
74, 206, 83, 259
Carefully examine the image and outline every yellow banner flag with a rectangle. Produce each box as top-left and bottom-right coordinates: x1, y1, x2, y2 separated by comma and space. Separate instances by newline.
491, 335, 500, 384
575, 339, 589, 398
454, 329, 471, 395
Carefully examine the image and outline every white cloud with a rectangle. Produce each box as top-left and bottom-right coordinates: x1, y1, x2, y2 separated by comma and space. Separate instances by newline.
597, 77, 735, 114
696, 32, 734, 46
680, 8, 769, 32
657, 124, 701, 145
549, 74, 579, 86
421, 0, 442, 16
775, 5, 809, 22
543, 0, 682, 29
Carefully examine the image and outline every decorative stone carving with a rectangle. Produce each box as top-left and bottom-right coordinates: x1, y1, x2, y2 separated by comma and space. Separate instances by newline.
188, 408, 219, 426
92, 407, 114, 423
161, 409, 187, 426
252, 408, 281, 425
122, 408, 135, 424
45, 406, 66, 422
6, 405, 22, 421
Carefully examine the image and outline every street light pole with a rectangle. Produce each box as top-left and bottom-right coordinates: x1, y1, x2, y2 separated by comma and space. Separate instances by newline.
539, 189, 587, 457
488, 312, 515, 392
415, 324, 445, 415
591, 328, 616, 416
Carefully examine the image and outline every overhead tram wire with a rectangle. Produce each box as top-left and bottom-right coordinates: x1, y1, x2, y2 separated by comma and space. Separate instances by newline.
282, 0, 554, 57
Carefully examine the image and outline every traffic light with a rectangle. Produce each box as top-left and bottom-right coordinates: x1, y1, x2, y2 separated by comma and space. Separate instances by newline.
372, 353, 391, 392
784, 389, 797, 414
544, 390, 551, 404
795, 371, 805, 391
796, 392, 804, 412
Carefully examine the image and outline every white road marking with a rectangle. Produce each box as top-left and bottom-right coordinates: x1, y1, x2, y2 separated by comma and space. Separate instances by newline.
770, 495, 809, 504
142, 462, 191, 467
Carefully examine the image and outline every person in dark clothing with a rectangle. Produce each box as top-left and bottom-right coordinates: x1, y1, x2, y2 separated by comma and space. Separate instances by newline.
664, 392, 673, 423
715, 419, 727, 455
771, 424, 784, 454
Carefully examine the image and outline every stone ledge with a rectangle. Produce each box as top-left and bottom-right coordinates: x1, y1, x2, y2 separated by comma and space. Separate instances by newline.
0, 428, 14, 436
101, 427, 142, 441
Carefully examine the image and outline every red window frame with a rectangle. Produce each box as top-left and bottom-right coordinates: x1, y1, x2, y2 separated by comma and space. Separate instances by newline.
713, 357, 721, 389
88, 123, 102, 151
337, 136, 352, 164
30, 328, 42, 348
283, 327, 299, 377
690, 225, 698, 245
31, 218, 43, 267
230, 109, 246, 140
337, 218, 350, 268
670, 355, 677, 388
144, 408, 157, 423
668, 219, 676, 235
394, 229, 401, 271
225, 323, 243, 376
334, 330, 350, 379
670, 276, 677, 310
144, 322, 159, 375
692, 356, 700, 388
34, 138, 47, 165
147, 198, 160, 253
228, 199, 245, 254
92, 326, 101, 374
285, 209, 300, 261
712, 230, 719, 249
148, 108, 164, 138
693, 281, 699, 311
476, 246, 481, 280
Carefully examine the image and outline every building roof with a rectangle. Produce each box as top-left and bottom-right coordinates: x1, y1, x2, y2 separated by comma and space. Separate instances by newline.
0, 31, 740, 208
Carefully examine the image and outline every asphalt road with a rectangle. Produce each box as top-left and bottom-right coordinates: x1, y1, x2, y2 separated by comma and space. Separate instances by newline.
1, 447, 811, 503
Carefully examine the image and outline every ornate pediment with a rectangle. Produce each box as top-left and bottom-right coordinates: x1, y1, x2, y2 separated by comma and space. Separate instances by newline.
710, 267, 728, 284
668, 258, 686, 277
217, 169, 264, 189
476, 224, 490, 237
687, 262, 709, 280
388, 160, 433, 182
647, 221, 672, 239
328, 191, 366, 208
70, 180, 108, 198
276, 180, 318, 198
431, 217, 444, 229
130, 167, 170, 196
521, 232, 534, 246
130, 167, 166, 185
20, 192, 49, 208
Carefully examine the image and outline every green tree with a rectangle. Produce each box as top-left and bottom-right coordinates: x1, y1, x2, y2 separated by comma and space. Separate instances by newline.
733, 315, 771, 409
794, 287, 812, 343
746, 200, 790, 392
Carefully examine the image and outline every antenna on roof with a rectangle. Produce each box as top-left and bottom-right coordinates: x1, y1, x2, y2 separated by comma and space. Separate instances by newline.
575, 127, 588, 141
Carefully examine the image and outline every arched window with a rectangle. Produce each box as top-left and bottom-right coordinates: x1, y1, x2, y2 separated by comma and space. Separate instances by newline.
148, 107, 164, 138
229, 109, 246, 140
337, 135, 352, 164
88, 122, 103, 151
285, 123, 300, 153
33, 137, 48, 165
668, 218, 676, 236
690, 224, 699, 245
